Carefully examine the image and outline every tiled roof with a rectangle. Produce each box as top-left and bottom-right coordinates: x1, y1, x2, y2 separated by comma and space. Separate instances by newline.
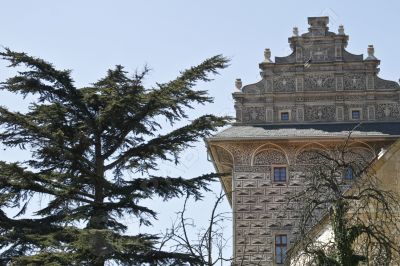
209, 122, 400, 140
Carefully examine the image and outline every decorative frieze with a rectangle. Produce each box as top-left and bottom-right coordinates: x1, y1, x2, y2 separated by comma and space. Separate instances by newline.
304, 105, 336, 121
376, 103, 400, 119
273, 76, 295, 92
242, 107, 266, 123
303, 46, 335, 62
343, 73, 366, 90
237, 90, 399, 124
253, 149, 287, 165
304, 74, 335, 91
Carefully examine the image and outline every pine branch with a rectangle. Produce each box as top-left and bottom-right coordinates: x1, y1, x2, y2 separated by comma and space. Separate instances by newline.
105, 115, 228, 171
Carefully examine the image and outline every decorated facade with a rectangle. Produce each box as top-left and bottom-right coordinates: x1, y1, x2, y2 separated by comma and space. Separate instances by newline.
206, 16, 400, 265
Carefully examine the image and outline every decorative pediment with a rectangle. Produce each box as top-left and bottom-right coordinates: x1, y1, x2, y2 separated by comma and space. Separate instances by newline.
233, 16, 400, 125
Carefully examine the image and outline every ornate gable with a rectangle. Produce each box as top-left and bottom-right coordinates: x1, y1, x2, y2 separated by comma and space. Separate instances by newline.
234, 16, 400, 124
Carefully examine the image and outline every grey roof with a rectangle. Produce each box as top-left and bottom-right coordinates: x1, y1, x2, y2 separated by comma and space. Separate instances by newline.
209, 122, 400, 140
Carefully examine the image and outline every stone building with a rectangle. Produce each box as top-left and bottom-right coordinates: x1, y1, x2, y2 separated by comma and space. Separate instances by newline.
289, 138, 400, 266
206, 16, 400, 265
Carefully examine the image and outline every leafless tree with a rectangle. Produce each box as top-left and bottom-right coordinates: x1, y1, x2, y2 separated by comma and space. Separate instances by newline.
158, 191, 232, 266
286, 134, 400, 266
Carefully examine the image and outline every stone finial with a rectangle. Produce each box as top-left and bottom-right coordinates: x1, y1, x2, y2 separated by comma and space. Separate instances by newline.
264, 48, 272, 63
365, 44, 378, 60
235, 78, 242, 91
293, 27, 299, 37
338, 25, 345, 35
368, 45, 374, 56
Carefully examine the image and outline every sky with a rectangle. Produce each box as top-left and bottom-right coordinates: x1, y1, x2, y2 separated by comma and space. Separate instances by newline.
0, 0, 400, 263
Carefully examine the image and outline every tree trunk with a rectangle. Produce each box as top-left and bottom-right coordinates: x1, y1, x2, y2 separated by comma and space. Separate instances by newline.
88, 134, 107, 266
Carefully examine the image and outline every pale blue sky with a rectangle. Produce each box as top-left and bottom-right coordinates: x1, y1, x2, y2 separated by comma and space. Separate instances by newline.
1, 0, 399, 263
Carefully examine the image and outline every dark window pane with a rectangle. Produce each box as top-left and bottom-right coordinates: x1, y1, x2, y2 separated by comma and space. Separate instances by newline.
344, 167, 353, 180
274, 168, 280, 177
281, 112, 289, 121
276, 247, 281, 255
282, 247, 287, 261
280, 168, 286, 179
274, 167, 287, 182
352, 110, 360, 119
275, 235, 288, 264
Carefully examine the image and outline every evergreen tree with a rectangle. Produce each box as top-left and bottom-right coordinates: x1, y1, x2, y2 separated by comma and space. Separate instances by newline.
0, 48, 229, 265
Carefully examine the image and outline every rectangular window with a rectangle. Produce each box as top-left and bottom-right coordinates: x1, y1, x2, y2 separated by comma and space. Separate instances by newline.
344, 167, 353, 180
351, 110, 360, 120
275, 234, 287, 264
280, 112, 289, 121
274, 167, 287, 182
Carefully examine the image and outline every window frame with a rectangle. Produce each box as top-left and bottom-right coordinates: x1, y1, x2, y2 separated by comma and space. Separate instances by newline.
349, 108, 362, 120
275, 234, 288, 264
279, 110, 291, 122
272, 166, 287, 183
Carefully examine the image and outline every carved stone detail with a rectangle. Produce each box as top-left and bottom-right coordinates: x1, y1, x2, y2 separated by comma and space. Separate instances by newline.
304, 105, 336, 121
303, 46, 334, 62
243, 107, 266, 123
233, 16, 400, 125
304, 74, 335, 91
343, 73, 366, 90
214, 146, 233, 165
221, 143, 259, 165
253, 149, 287, 165
273, 76, 295, 92
376, 104, 400, 119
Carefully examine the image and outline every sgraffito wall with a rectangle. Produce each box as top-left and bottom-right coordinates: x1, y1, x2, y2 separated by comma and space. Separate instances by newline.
211, 139, 385, 265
